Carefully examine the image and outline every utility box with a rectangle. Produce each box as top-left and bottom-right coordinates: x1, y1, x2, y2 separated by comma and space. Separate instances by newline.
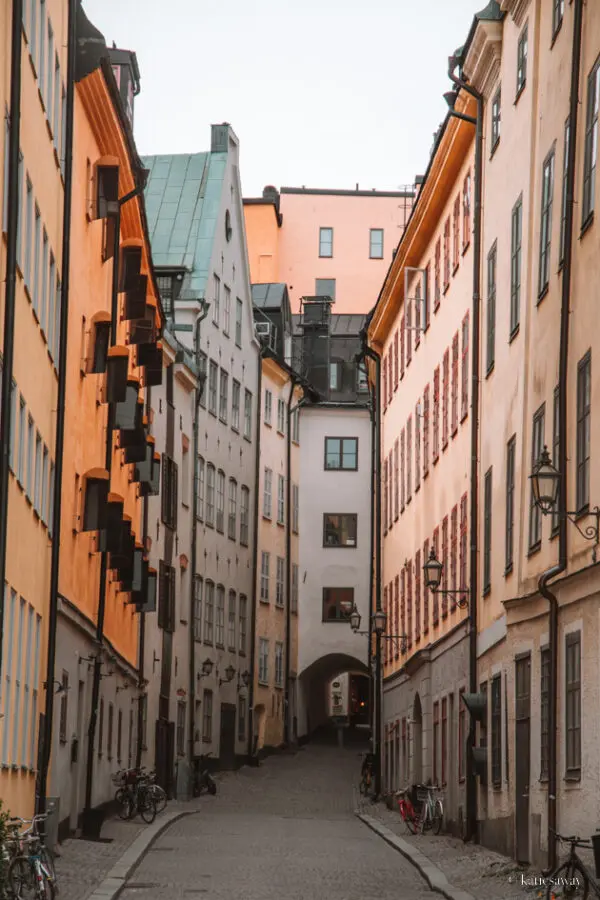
45, 798, 60, 851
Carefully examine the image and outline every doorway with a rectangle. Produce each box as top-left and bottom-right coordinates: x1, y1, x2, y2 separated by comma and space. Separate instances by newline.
219, 703, 237, 769
515, 654, 531, 863
412, 693, 423, 785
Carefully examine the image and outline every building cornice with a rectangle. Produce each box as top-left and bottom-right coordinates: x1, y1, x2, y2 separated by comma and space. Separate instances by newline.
499, 0, 530, 28
462, 20, 504, 98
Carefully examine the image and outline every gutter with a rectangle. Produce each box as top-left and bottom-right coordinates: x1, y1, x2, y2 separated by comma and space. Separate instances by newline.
136, 387, 150, 769
0, 0, 24, 696
539, 0, 583, 870
37, 0, 77, 819
246, 348, 264, 760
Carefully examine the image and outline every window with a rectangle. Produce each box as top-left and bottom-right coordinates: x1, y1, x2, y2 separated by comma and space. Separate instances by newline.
8, 380, 16, 472
505, 436, 516, 573
483, 468, 493, 594
459, 494, 468, 592
450, 506, 458, 603
41, 229, 49, 331
260, 551, 270, 602
277, 474, 285, 524
231, 380, 240, 431
24, 177, 32, 289
228, 478, 237, 540
434, 240, 441, 310
441, 696, 448, 786
433, 367, 440, 462
451, 335, 459, 436
26, 415, 33, 500
323, 513, 357, 548
490, 675, 501, 786
583, 58, 600, 224
291, 407, 300, 442
263, 467, 272, 519
393, 439, 399, 518
383, 355, 388, 412
406, 416, 412, 503
322, 587, 354, 622
529, 405, 545, 549
258, 638, 269, 685
239, 595, 247, 653
423, 385, 430, 476
369, 228, 384, 259
510, 196, 522, 336
98, 699, 104, 757
228, 590, 236, 650
240, 486, 250, 546
208, 361, 218, 415
319, 226, 333, 257
443, 218, 450, 290
158, 562, 176, 633
264, 389, 272, 426
442, 351, 449, 448
400, 428, 405, 511
202, 690, 213, 742
491, 87, 501, 152
565, 632, 581, 775
32, 205, 41, 314
38, 0, 46, 95
463, 172, 471, 249
552, 387, 560, 536
215, 585, 225, 647
212, 274, 220, 325
292, 483, 299, 533
441, 518, 449, 616
461, 314, 469, 420
433, 701, 439, 785
277, 398, 286, 434
315, 278, 336, 300
219, 369, 228, 423
206, 463, 215, 527
415, 549, 421, 641
291, 564, 299, 613
406, 302, 412, 365
486, 242, 496, 373
400, 317, 405, 376
34, 431, 42, 515
58, 670, 68, 743
540, 647, 550, 778
244, 390, 252, 439
17, 395, 25, 484
516, 26, 528, 96
576, 351, 591, 512
204, 581, 214, 644
324, 436, 357, 470
216, 470, 225, 532
539, 150, 555, 295
560, 119, 570, 264
223, 285, 231, 335
198, 352, 207, 407
458, 688, 466, 782
272, 556, 284, 608
194, 577, 203, 641
235, 297, 243, 347
553, 0, 564, 37
452, 196, 460, 270
41, 445, 49, 524
176, 701, 186, 756
275, 642, 284, 687
160, 454, 178, 529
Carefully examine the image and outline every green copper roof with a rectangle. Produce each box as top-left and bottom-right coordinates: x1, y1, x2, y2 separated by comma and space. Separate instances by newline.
142, 151, 227, 298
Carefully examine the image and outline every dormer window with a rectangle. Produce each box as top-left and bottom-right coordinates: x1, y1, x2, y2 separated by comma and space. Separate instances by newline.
96, 165, 119, 219
156, 270, 184, 320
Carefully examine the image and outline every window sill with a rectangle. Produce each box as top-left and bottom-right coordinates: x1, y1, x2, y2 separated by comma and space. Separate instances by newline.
452, 263, 459, 277
504, 563, 513, 578
527, 541, 542, 558
442, 283, 450, 296
208, 409, 217, 419
205, 521, 214, 530
537, 283, 549, 305
424, 468, 429, 479
231, 426, 239, 435
490, 139, 500, 160
264, 422, 272, 429
244, 435, 252, 444
564, 772, 581, 784
276, 520, 285, 528
483, 585, 491, 598
460, 410, 468, 424
580, 211, 594, 240
219, 418, 228, 427
203, 639, 214, 647
28, 53, 37, 80
550, 527, 559, 540
509, 324, 520, 344
260, 598, 270, 605
434, 301, 440, 314
550, 19, 563, 48
277, 430, 285, 437
462, 241, 470, 256
485, 362, 495, 379
514, 83, 526, 105
539, 774, 549, 784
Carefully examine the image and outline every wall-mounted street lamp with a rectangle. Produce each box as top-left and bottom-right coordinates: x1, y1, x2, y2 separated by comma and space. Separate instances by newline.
196, 658, 214, 682
422, 548, 469, 608
219, 664, 236, 687
531, 446, 600, 546
44, 680, 70, 695
344, 603, 409, 656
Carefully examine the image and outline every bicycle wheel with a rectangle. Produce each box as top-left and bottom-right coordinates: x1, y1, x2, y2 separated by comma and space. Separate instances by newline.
36, 868, 55, 900
139, 793, 157, 825
399, 801, 418, 835
116, 788, 134, 820
40, 847, 57, 891
545, 860, 589, 899
8, 856, 37, 900
149, 784, 167, 813
432, 800, 443, 835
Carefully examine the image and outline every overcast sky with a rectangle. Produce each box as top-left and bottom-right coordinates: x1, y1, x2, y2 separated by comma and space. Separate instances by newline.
82, 0, 479, 196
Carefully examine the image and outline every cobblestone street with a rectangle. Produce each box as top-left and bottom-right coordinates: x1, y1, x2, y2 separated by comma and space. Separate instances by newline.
57, 743, 436, 900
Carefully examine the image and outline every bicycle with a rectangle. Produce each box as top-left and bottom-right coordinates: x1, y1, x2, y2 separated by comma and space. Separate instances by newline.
417, 784, 443, 835
4, 813, 57, 897
8, 829, 55, 900
113, 770, 157, 824
396, 787, 420, 835
545, 830, 600, 898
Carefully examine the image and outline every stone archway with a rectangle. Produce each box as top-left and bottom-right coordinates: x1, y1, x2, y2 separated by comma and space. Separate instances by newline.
298, 652, 370, 739
412, 692, 423, 785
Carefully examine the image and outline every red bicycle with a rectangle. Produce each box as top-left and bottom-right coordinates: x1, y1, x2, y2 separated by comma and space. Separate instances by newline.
396, 787, 420, 834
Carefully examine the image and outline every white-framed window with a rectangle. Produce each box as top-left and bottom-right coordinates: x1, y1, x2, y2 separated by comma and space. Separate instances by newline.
231, 379, 241, 431
258, 638, 269, 685
197, 455, 205, 520
260, 551, 270, 602
228, 478, 237, 540
240, 486, 249, 546
208, 361, 218, 415
216, 469, 225, 532
194, 576, 202, 641
291, 563, 299, 613
277, 474, 285, 524
219, 369, 228, 423
223, 285, 231, 335
369, 228, 384, 259
235, 298, 243, 347
292, 483, 299, 533
215, 584, 225, 647
206, 463, 215, 527
263, 467, 272, 518
239, 594, 247, 653
275, 642, 284, 687
244, 390, 252, 440
34, 431, 42, 514
276, 556, 285, 607
291, 407, 300, 443
277, 398, 286, 434
319, 226, 333, 258
213, 274, 220, 325
18, 395, 26, 484
204, 581, 214, 644
264, 389, 273, 426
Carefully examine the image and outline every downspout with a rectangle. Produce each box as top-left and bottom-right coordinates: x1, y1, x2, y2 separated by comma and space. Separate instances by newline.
362, 343, 381, 798
284, 377, 301, 746
136, 386, 151, 770
188, 309, 208, 787
0, 0, 24, 678
37, 0, 77, 819
84, 179, 145, 820
246, 348, 264, 760
539, 0, 583, 870
358, 345, 376, 738
447, 64, 483, 845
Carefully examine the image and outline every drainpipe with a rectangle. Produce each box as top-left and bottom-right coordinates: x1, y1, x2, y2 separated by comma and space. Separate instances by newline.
284, 379, 304, 746
83, 179, 146, 821
447, 62, 483, 845
135, 385, 151, 771
539, 0, 583, 871
246, 348, 264, 760
188, 308, 208, 788
362, 343, 381, 798
357, 346, 376, 738
0, 0, 24, 683
36, 0, 77, 820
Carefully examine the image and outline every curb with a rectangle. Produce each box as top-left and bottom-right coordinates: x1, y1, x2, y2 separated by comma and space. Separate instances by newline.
357, 812, 476, 900
86, 809, 193, 900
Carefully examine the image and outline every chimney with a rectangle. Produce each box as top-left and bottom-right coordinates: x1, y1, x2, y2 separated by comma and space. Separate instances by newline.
262, 185, 280, 213
107, 46, 140, 129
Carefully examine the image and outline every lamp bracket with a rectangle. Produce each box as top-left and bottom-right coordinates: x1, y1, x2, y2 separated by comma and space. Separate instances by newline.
564, 507, 600, 546
431, 587, 469, 609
